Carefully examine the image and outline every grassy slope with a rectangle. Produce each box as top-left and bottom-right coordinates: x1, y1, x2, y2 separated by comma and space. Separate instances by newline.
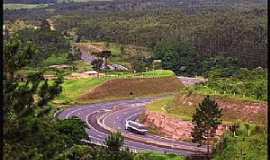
145, 97, 193, 121
54, 70, 178, 105
145, 92, 267, 125
79, 76, 184, 103
54, 78, 107, 105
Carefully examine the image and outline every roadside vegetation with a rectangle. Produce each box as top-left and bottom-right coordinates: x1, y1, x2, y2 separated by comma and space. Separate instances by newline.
135, 152, 185, 160
212, 123, 267, 160
3, 36, 88, 160
193, 67, 267, 101
145, 94, 267, 159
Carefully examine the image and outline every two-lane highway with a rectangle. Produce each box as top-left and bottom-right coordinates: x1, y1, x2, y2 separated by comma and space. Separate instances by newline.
57, 98, 207, 157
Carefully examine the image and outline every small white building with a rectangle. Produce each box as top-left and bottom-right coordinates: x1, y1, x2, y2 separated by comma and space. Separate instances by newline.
48, 64, 71, 69
82, 71, 99, 77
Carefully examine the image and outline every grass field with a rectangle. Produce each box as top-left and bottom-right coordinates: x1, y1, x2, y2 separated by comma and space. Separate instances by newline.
4, 3, 49, 10
42, 54, 69, 67
72, 60, 93, 72
54, 78, 107, 105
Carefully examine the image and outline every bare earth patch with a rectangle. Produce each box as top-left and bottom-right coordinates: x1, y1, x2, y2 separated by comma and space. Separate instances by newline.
142, 93, 266, 141
142, 110, 226, 141
80, 77, 184, 101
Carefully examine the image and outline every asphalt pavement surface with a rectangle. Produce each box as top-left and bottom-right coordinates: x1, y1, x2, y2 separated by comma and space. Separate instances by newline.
57, 98, 208, 157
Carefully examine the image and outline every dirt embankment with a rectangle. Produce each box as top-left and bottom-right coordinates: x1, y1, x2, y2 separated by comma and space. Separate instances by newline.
142, 110, 226, 141
142, 93, 266, 141
172, 93, 267, 125
80, 77, 184, 101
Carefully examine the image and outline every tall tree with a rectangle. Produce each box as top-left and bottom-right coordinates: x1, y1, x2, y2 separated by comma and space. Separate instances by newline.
3, 36, 88, 159
91, 59, 103, 71
105, 132, 124, 152
92, 51, 112, 68
191, 95, 222, 159
100, 51, 112, 68
104, 132, 133, 160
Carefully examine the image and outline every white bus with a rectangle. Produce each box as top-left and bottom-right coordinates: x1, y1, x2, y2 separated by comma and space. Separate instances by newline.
125, 120, 148, 135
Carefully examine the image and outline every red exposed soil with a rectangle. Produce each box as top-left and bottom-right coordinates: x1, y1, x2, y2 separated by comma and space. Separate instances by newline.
142, 93, 266, 141
143, 110, 226, 141
80, 77, 184, 100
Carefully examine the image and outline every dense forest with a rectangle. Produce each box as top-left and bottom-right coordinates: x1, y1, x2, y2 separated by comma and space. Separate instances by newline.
54, 8, 267, 68
4, 0, 267, 20
4, 0, 56, 4
5, 8, 267, 69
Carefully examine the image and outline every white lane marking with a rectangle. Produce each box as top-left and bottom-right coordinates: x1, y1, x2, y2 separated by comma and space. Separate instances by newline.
126, 111, 141, 121
61, 99, 150, 119
58, 100, 201, 155
103, 107, 204, 149
65, 107, 88, 118
103, 107, 139, 126
83, 112, 172, 153
85, 111, 108, 137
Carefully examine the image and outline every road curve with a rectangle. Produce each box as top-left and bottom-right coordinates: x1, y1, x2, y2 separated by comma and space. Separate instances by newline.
57, 98, 207, 157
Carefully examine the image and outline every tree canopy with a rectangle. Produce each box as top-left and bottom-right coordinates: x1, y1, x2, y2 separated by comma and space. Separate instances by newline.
191, 96, 223, 156
3, 36, 88, 159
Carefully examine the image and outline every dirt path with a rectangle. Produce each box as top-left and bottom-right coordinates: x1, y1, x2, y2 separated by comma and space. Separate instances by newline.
177, 76, 208, 86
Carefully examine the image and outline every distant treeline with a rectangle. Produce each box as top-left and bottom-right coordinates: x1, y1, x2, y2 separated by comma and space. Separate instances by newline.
4, 0, 267, 20
53, 9, 267, 68
4, 0, 56, 4
4, 1, 267, 68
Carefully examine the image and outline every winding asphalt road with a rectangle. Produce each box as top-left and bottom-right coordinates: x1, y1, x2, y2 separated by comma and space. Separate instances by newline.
57, 98, 208, 157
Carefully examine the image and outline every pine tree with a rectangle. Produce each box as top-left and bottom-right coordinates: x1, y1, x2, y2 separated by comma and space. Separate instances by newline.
191, 95, 222, 158
3, 35, 88, 159
105, 132, 124, 152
